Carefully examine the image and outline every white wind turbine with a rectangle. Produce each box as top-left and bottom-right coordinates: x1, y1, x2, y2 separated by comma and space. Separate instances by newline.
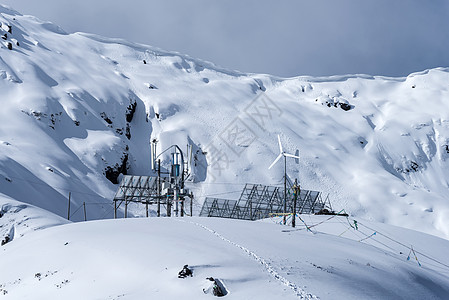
268, 134, 300, 224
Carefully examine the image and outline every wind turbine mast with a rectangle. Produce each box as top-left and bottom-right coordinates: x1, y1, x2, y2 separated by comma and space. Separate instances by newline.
268, 135, 300, 225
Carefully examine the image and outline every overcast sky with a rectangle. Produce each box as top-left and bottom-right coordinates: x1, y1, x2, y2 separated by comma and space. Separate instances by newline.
2, 0, 449, 77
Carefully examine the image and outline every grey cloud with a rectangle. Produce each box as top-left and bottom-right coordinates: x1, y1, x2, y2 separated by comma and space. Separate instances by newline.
2, 0, 449, 77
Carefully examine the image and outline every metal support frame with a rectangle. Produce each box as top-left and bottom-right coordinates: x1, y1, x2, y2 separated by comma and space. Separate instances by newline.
200, 183, 329, 221
112, 175, 193, 218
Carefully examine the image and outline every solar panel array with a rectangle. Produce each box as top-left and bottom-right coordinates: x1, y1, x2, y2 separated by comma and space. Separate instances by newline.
200, 183, 329, 220
113, 175, 160, 204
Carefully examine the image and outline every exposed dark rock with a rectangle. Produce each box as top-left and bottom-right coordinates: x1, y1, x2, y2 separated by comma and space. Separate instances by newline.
203, 277, 226, 297
125, 123, 131, 140
319, 96, 353, 111
100, 112, 112, 124
48, 112, 62, 129
340, 103, 352, 111
104, 153, 128, 184
398, 161, 420, 174
125, 99, 137, 122
178, 265, 193, 278
1, 235, 10, 246
7, 42, 12, 50
410, 161, 419, 172
32, 111, 44, 118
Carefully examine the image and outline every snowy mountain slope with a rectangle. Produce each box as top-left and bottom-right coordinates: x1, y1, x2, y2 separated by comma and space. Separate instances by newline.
0, 216, 448, 300
0, 5, 449, 239
0, 193, 68, 244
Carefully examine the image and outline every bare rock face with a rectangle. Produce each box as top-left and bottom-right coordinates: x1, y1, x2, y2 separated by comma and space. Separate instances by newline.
105, 154, 129, 184
125, 99, 137, 123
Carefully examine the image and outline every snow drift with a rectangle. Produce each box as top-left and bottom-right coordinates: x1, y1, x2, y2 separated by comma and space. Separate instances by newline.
1, 215, 449, 299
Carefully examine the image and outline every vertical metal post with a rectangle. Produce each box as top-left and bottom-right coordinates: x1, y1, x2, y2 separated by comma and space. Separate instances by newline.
292, 179, 298, 228
83, 202, 87, 221
114, 200, 117, 219
174, 187, 179, 217
146, 201, 149, 218
67, 192, 71, 220
181, 198, 184, 217
167, 194, 171, 217
283, 156, 287, 225
249, 200, 252, 220
190, 194, 193, 217
125, 198, 128, 218
174, 151, 179, 217
151, 140, 155, 170
157, 159, 161, 217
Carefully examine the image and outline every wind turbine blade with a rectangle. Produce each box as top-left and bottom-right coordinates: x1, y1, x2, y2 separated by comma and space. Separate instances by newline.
268, 153, 283, 169
284, 153, 300, 160
277, 134, 283, 153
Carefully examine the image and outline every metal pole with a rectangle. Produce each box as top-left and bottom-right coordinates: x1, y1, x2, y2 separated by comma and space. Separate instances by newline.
283, 155, 287, 225
83, 202, 87, 221
181, 198, 184, 217
146, 201, 149, 218
114, 200, 117, 219
292, 179, 298, 228
67, 192, 71, 220
249, 200, 253, 220
174, 151, 179, 217
174, 186, 179, 217
157, 159, 161, 217
125, 198, 128, 218
190, 194, 193, 217
167, 194, 171, 217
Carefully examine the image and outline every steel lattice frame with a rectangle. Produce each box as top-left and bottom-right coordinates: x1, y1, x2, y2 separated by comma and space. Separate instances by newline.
113, 175, 163, 204
200, 183, 331, 220
113, 175, 194, 218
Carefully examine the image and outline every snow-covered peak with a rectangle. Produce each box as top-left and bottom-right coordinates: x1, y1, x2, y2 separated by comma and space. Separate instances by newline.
0, 4, 19, 15
0, 5, 449, 241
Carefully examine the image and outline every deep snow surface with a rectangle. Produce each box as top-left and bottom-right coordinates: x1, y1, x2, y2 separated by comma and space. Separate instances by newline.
1, 210, 449, 299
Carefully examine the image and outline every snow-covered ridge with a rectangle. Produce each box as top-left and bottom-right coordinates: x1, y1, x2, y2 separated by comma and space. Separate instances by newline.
0, 4, 449, 240
1, 216, 448, 299
0, 194, 68, 242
